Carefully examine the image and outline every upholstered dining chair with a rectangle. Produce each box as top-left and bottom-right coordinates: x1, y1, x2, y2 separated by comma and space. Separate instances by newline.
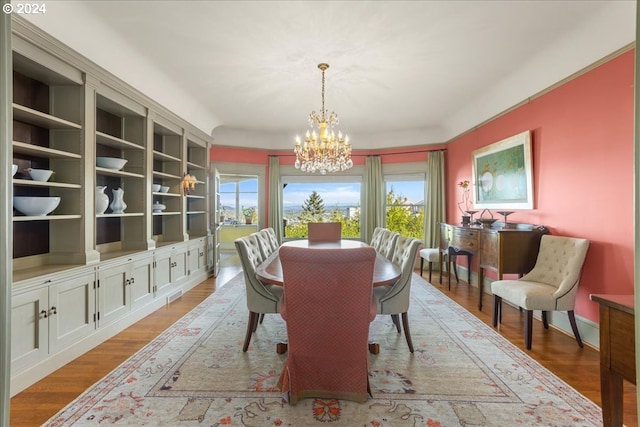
369, 227, 386, 250
307, 222, 342, 241
374, 235, 422, 352
254, 231, 274, 259
277, 245, 377, 405
262, 227, 280, 253
377, 230, 399, 261
491, 235, 590, 350
234, 234, 283, 352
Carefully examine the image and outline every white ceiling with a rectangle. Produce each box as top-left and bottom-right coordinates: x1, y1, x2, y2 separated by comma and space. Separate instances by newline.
22, 1, 635, 150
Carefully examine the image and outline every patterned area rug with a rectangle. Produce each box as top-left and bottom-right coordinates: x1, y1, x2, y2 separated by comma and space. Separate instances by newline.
44, 273, 602, 426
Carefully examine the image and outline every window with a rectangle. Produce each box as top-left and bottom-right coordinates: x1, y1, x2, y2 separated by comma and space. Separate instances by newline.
282, 179, 362, 239
384, 175, 425, 240
220, 175, 258, 225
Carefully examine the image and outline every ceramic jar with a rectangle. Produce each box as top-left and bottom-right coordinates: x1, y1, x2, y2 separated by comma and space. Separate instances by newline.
96, 186, 109, 214
109, 187, 127, 214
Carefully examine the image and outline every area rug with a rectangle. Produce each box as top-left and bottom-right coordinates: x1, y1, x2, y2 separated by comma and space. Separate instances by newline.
44, 272, 602, 426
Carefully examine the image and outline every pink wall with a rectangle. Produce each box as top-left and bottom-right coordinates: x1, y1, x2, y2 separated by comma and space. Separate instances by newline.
447, 49, 635, 323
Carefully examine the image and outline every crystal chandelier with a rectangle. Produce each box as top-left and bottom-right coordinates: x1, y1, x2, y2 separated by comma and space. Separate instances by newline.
294, 63, 353, 174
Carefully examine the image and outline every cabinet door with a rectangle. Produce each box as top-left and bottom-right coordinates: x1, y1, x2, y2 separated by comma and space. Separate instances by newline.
97, 262, 130, 327
49, 272, 96, 354
131, 256, 154, 309
12, 287, 49, 374
154, 249, 174, 296
207, 235, 214, 271
171, 246, 188, 285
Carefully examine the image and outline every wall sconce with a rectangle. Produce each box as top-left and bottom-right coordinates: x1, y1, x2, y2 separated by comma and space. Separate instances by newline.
182, 173, 197, 195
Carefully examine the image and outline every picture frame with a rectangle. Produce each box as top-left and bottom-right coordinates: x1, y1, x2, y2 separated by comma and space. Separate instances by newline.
472, 130, 533, 209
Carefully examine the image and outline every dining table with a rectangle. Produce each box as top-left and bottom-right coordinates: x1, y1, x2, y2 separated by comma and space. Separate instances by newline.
255, 239, 401, 355
256, 239, 401, 287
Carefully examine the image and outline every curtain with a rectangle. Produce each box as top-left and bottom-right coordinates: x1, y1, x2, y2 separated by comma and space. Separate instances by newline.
268, 156, 283, 244
363, 156, 384, 243
424, 151, 446, 248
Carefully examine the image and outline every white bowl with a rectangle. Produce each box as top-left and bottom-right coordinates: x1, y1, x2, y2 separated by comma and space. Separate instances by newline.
96, 157, 127, 170
13, 196, 61, 216
12, 164, 18, 176
152, 184, 161, 192
153, 202, 166, 213
27, 168, 53, 182
159, 186, 170, 193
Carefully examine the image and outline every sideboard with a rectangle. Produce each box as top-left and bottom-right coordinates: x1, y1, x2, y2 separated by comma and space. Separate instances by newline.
439, 222, 548, 310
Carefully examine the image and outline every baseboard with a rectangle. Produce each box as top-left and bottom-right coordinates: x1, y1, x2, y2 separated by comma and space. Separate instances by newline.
10, 270, 208, 396
450, 264, 600, 349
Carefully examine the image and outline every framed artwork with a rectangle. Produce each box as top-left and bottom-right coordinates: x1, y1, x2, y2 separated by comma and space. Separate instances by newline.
472, 130, 533, 209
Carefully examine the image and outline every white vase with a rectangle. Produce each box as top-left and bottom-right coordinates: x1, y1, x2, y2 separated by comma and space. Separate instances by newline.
109, 187, 127, 214
96, 186, 109, 214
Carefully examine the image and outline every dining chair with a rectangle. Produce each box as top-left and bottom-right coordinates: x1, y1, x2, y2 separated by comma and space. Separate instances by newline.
234, 234, 283, 352
377, 230, 399, 261
374, 235, 422, 352
369, 227, 386, 250
277, 245, 377, 404
262, 227, 280, 252
254, 231, 274, 259
491, 235, 590, 350
307, 222, 342, 241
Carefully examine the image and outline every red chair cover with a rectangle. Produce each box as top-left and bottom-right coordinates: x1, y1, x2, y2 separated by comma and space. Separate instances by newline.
277, 246, 376, 404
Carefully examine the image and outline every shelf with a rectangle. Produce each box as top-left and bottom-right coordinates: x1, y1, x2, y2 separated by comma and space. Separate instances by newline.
187, 211, 206, 215
152, 211, 181, 216
152, 192, 181, 197
152, 150, 180, 163
13, 179, 81, 189
13, 141, 82, 159
187, 161, 205, 169
13, 214, 82, 221
13, 104, 82, 130
186, 194, 205, 200
96, 131, 144, 151
96, 212, 145, 218
152, 171, 181, 180
96, 167, 144, 179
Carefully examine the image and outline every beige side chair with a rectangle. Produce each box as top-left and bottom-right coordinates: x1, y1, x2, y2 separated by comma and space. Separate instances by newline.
374, 235, 422, 352
234, 234, 283, 352
491, 235, 590, 350
378, 230, 399, 261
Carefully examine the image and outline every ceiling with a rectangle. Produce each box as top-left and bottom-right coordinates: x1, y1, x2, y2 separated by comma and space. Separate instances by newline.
22, 1, 635, 150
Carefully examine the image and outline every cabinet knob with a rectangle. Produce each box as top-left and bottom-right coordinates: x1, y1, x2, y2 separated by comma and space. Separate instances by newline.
40, 309, 47, 319
130, 277, 135, 284
126, 279, 131, 285
49, 306, 57, 316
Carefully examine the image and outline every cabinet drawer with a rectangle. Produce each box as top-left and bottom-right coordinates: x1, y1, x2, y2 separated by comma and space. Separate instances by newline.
451, 229, 478, 251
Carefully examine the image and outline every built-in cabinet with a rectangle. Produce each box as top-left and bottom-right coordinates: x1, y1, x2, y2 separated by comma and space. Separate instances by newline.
9, 17, 213, 395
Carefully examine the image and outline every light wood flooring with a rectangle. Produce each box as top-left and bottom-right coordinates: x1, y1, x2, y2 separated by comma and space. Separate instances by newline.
10, 252, 638, 426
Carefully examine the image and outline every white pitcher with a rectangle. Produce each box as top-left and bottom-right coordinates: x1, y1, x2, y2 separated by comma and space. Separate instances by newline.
96, 186, 109, 214
109, 187, 127, 214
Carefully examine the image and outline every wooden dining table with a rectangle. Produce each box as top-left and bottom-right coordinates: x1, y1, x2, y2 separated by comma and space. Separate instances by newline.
256, 239, 401, 287
255, 239, 401, 355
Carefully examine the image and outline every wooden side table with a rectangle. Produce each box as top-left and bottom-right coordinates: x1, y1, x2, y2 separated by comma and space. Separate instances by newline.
590, 294, 636, 427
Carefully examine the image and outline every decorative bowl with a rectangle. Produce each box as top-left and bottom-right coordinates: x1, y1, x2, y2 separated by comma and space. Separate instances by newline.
152, 184, 162, 192
27, 168, 54, 182
159, 186, 170, 193
12, 164, 18, 177
153, 201, 166, 213
96, 157, 127, 170
13, 196, 61, 216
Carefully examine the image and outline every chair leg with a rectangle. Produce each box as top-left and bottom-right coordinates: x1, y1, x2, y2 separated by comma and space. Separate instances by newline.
428, 262, 433, 283
420, 258, 424, 276
568, 310, 584, 348
401, 312, 415, 353
492, 295, 501, 327
466, 253, 472, 285
259, 313, 265, 324
525, 310, 533, 350
447, 259, 452, 290
542, 311, 549, 329
252, 313, 259, 332
243, 311, 258, 352
391, 314, 401, 333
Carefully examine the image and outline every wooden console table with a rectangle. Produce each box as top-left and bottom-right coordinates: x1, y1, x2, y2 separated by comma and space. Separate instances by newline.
590, 294, 635, 427
439, 222, 547, 310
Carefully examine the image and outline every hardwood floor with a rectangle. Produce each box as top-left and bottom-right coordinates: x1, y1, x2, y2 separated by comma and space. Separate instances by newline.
10, 253, 637, 426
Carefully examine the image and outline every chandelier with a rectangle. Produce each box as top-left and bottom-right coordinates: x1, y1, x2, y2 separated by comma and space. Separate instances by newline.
294, 63, 353, 174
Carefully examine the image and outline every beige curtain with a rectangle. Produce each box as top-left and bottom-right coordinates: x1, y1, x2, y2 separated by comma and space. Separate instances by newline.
268, 156, 283, 244
363, 156, 384, 243
424, 151, 446, 248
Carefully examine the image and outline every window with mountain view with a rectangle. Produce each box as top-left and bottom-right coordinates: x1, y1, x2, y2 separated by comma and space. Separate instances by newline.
384, 177, 425, 240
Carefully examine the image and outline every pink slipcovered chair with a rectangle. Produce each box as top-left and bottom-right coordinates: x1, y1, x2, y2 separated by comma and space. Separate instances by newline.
307, 222, 342, 241
277, 246, 377, 404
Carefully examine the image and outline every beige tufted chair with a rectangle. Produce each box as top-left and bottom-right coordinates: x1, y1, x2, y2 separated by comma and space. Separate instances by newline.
373, 235, 422, 352
377, 230, 400, 261
262, 227, 280, 253
491, 235, 590, 349
235, 234, 283, 351
369, 227, 386, 250
254, 231, 274, 259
